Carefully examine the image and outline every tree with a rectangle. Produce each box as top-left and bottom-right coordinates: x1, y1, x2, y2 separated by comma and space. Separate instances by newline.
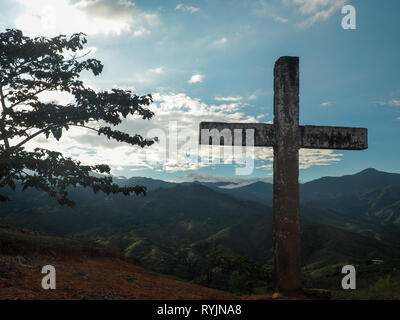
189, 242, 267, 293
0, 29, 157, 206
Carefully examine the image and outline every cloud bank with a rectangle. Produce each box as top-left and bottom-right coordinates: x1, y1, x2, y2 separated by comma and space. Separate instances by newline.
14, 0, 159, 37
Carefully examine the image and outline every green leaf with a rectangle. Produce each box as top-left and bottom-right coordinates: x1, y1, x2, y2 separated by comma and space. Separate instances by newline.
0, 29, 157, 206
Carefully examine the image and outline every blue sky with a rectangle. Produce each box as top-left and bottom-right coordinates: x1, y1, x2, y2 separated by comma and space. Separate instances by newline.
1, 0, 399, 183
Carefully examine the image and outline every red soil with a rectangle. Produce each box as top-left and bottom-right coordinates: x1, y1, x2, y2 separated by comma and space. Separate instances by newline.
0, 254, 240, 300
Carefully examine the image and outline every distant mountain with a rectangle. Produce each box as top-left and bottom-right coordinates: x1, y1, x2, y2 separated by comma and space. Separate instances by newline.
115, 176, 240, 192
218, 181, 273, 205
0, 182, 269, 244
301, 168, 400, 201
110, 168, 400, 207
300, 184, 400, 244
214, 168, 400, 206
2, 168, 400, 286
193, 180, 238, 188
301, 224, 400, 266
116, 176, 177, 191
196, 221, 400, 265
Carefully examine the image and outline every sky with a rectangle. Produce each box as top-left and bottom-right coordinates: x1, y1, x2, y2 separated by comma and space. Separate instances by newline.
1, 0, 399, 183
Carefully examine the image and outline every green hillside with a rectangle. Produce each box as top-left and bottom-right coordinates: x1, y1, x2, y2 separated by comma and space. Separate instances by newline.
1, 168, 400, 295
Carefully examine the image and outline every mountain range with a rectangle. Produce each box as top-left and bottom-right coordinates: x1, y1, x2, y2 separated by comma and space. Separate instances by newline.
1, 168, 400, 292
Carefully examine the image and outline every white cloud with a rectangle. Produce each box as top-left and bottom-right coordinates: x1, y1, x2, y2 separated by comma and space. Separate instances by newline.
149, 67, 164, 74
271, 14, 288, 23
176, 173, 273, 187
37, 90, 75, 105
25, 92, 258, 174
247, 89, 268, 101
76, 0, 135, 19
142, 13, 159, 26
61, 46, 97, 59
175, 4, 200, 13
14, 0, 158, 37
248, 94, 257, 101
377, 99, 400, 107
121, 67, 167, 88
253, 1, 288, 23
25, 91, 343, 175
389, 99, 400, 107
188, 74, 204, 84
123, 93, 260, 172
133, 26, 150, 37
213, 37, 228, 46
320, 101, 333, 107
284, 0, 343, 14
214, 96, 243, 102
282, 0, 347, 27
299, 149, 342, 169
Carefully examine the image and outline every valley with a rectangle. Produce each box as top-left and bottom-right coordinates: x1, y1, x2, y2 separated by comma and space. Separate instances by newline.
1, 168, 400, 298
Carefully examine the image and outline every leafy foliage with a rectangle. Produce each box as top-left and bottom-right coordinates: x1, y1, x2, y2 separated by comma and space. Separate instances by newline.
0, 29, 157, 206
369, 275, 398, 291
179, 241, 268, 294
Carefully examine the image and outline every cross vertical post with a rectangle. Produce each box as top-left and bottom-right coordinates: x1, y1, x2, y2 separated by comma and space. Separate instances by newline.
273, 56, 301, 293
198, 55, 368, 296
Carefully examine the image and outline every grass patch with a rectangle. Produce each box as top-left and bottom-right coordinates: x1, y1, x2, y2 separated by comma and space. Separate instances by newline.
333, 275, 400, 300
0, 224, 116, 258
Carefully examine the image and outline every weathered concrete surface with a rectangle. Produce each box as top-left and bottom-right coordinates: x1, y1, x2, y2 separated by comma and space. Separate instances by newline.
301, 125, 368, 150
198, 55, 368, 296
273, 56, 301, 294
200, 123, 367, 150
199, 122, 275, 146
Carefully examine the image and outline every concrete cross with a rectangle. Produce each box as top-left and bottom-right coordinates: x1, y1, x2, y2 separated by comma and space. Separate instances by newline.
199, 56, 368, 295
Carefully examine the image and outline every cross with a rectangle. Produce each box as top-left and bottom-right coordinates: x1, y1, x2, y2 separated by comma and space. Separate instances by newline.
199, 56, 368, 295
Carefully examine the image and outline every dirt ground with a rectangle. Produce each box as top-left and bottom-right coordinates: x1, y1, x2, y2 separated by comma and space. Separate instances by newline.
0, 254, 243, 300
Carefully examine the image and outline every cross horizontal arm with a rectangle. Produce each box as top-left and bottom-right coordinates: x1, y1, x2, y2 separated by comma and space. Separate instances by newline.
300, 125, 368, 150
199, 121, 275, 147
199, 122, 368, 150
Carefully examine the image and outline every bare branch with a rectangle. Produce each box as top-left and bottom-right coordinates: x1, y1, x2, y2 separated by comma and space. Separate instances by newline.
0, 85, 8, 111
71, 124, 100, 133
13, 125, 55, 149
65, 48, 93, 62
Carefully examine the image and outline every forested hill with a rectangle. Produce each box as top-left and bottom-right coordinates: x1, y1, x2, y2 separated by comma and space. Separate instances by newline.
1, 168, 400, 295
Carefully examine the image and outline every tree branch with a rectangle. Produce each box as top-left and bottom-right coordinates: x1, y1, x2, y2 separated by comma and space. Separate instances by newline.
0, 85, 10, 149
13, 123, 99, 149
13, 125, 55, 149
9, 86, 48, 109
71, 124, 99, 133
0, 85, 8, 111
